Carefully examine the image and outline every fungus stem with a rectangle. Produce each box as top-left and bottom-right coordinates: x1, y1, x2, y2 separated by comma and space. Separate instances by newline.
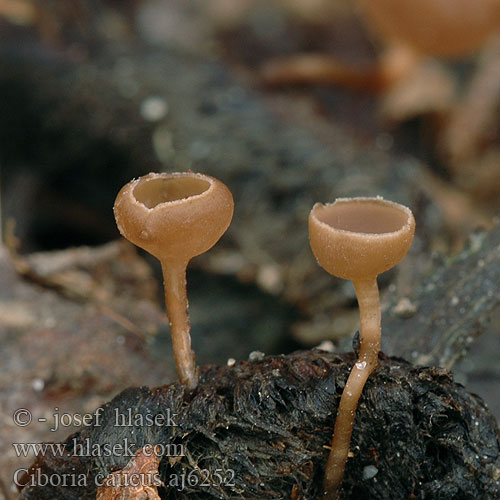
323, 277, 381, 499
161, 260, 199, 391
353, 278, 382, 362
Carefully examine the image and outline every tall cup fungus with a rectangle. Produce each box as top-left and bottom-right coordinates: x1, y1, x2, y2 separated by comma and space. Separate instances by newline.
309, 197, 415, 499
114, 172, 234, 390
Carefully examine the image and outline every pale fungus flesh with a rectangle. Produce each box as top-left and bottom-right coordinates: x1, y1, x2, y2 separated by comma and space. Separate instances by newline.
114, 172, 234, 390
309, 197, 415, 499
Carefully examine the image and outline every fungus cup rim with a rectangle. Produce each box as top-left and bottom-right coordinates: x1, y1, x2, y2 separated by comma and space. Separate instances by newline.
310, 196, 414, 239
131, 171, 215, 211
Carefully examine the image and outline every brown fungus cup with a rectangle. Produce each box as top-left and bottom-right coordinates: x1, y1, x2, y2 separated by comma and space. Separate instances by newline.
114, 172, 234, 390
309, 197, 415, 499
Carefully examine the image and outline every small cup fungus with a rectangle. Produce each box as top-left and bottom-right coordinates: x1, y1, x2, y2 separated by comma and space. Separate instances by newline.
114, 172, 234, 390
309, 197, 415, 499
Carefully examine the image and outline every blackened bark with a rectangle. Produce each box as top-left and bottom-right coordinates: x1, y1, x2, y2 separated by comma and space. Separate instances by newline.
19, 350, 500, 500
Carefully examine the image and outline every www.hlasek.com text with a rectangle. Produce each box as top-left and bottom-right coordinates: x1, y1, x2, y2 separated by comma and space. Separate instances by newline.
13, 438, 184, 459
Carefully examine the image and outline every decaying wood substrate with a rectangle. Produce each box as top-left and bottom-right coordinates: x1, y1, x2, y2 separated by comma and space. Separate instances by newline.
18, 350, 500, 500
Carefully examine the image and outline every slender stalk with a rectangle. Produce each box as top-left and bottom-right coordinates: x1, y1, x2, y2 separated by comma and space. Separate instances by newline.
323, 277, 381, 499
161, 260, 199, 390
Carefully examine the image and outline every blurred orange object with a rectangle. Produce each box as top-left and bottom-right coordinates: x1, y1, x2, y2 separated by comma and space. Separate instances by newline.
357, 0, 500, 58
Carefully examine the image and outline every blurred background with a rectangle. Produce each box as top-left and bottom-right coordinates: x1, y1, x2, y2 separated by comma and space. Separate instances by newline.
0, 1, 499, 497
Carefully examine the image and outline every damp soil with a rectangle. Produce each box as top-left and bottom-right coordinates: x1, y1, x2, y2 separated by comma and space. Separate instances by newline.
18, 350, 500, 500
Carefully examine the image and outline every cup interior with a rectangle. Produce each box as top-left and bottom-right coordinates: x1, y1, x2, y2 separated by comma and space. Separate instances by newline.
133, 176, 211, 209
314, 199, 410, 235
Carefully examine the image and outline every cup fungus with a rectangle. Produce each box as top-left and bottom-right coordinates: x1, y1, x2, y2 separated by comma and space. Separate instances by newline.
114, 172, 234, 390
309, 197, 415, 499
